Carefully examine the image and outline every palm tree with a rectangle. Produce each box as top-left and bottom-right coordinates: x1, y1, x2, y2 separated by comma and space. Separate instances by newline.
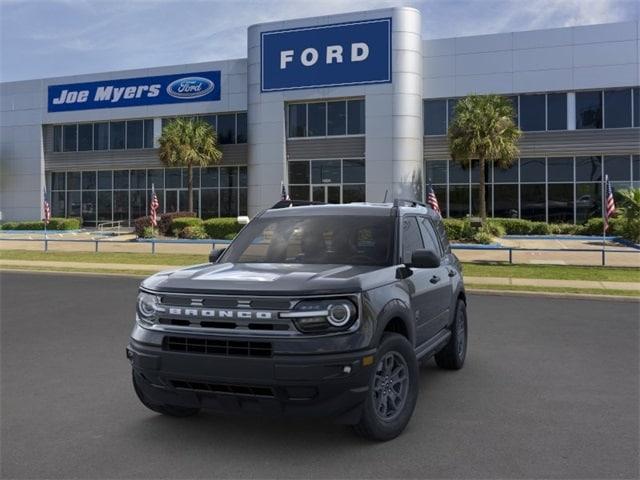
158, 118, 222, 213
448, 94, 521, 221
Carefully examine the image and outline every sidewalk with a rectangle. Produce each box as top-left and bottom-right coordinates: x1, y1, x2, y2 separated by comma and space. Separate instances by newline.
1, 259, 639, 293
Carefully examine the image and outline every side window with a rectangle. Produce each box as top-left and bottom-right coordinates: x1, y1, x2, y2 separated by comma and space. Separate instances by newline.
433, 218, 451, 253
402, 217, 424, 263
418, 217, 442, 256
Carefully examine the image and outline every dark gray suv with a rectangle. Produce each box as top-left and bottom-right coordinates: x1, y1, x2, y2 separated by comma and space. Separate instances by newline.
127, 200, 467, 441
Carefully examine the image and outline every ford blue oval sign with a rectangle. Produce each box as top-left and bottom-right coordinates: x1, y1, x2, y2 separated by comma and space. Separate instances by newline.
166, 77, 215, 99
261, 18, 391, 92
48, 71, 221, 112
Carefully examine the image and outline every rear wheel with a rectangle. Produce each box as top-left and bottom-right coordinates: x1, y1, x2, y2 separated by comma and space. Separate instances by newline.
434, 299, 467, 370
132, 371, 200, 418
353, 333, 418, 441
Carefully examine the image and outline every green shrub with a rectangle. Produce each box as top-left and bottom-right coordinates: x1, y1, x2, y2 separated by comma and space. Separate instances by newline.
577, 217, 624, 237
490, 218, 536, 235
442, 218, 465, 241
472, 230, 494, 244
171, 217, 203, 236
483, 220, 506, 237
548, 223, 580, 235
203, 217, 243, 239
48, 217, 81, 230
141, 226, 156, 239
180, 225, 208, 239
224, 232, 237, 240
134, 216, 153, 237
0, 222, 18, 230
1, 217, 81, 231
528, 222, 551, 235
159, 211, 196, 236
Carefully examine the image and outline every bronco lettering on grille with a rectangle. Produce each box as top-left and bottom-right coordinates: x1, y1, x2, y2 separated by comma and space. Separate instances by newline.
158, 307, 273, 320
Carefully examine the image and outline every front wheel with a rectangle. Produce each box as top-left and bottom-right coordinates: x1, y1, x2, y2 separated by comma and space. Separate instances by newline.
353, 333, 418, 441
132, 371, 200, 418
434, 299, 467, 370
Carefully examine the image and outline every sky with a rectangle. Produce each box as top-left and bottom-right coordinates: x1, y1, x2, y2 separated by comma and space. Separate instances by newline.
1, 0, 639, 82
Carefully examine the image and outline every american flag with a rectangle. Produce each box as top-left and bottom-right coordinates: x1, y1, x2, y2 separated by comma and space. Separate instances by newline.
426, 183, 441, 215
604, 174, 616, 232
42, 188, 51, 224
280, 181, 290, 201
150, 186, 160, 227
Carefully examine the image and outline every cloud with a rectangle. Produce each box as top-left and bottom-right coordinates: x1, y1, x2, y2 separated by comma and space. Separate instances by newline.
1, 0, 638, 81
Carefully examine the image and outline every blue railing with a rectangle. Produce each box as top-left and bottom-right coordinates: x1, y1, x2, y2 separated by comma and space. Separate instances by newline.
0, 237, 637, 266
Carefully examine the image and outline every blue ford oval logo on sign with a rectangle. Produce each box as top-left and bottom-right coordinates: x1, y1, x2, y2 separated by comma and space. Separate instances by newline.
166, 77, 215, 99
261, 18, 391, 92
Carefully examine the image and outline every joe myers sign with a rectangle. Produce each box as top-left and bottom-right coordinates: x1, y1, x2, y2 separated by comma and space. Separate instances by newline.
261, 18, 391, 92
48, 71, 221, 112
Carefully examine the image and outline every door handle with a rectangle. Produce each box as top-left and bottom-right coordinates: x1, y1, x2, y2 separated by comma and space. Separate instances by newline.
448, 269, 457, 277
430, 275, 440, 284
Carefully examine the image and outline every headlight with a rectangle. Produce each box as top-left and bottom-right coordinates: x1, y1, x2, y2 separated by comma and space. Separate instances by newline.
281, 298, 358, 333
136, 292, 160, 326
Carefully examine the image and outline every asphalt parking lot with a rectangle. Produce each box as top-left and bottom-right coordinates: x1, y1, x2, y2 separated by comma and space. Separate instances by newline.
1, 271, 638, 479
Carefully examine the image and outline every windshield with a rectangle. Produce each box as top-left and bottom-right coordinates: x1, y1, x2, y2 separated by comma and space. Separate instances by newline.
221, 215, 395, 266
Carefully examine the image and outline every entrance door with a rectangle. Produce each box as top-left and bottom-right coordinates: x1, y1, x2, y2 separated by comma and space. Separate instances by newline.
312, 185, 341, 203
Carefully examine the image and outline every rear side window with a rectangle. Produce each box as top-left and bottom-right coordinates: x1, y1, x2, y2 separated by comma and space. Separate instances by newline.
418, 217, 442, 256
433, 218, 451, 252
401, 217, 424, 263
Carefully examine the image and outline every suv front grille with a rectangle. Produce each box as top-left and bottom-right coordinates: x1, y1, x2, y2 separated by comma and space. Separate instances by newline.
163, 336, 272, 357
170, 380, 275, 397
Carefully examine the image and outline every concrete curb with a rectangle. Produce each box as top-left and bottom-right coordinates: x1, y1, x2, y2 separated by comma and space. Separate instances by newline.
466, 288, 639, 302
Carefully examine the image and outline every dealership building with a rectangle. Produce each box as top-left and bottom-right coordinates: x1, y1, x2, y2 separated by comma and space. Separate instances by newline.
1, 7, 638, 225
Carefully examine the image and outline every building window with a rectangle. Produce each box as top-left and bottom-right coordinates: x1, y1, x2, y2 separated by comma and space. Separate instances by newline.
308, 102, 327, 137
109, 121, 125, 149
633, 88, 639, 128
519, 94, 546, 132
126, 120, 144, 149
447, 99, 459, 126
520, 158, 545, 183
53, 125, 62, 152
347, 99, 365, 135
236, 113, 247, 143
493, 184, 518, 218
67, 172, 80, 190
449, 185, 470, 218
63, 124, 77, 152
143, 119, 154, 148
576, 156, 602, 182
547, 157, 574, 182
520, 184, 546, 221
576, 91, 602, 129
604, 89, 632, 128
546, 93, 567, 130
217, 114, 236, 144
424, 99, 447, 135
288, 159, 365, 203
51, 172, 65, 191
548, 184, 574, 223
425, 160, 447, 184
328, 101, 346, 135
288, 104, 307, 137
78, 124, 93, 151
604, 155, 631, 181
94, 122, 109, 150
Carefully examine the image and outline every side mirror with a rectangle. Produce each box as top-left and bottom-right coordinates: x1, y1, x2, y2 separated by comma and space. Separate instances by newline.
209, 248, 226, 263
409, 249, 440, 269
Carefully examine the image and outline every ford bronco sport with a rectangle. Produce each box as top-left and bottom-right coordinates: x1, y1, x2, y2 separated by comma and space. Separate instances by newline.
127, 199, 467, 441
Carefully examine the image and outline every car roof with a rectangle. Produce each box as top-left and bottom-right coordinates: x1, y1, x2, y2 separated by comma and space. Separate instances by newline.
261, 202, 439, 218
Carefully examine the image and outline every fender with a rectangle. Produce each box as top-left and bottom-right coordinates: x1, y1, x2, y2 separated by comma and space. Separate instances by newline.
372, 298, 416, 348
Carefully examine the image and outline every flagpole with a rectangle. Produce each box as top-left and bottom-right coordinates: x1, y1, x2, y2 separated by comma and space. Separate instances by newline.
602, 175, 606, 266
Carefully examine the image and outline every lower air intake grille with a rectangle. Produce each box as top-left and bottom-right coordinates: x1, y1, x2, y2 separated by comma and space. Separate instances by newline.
171, 380, 275, 397
163, 336, 272, 357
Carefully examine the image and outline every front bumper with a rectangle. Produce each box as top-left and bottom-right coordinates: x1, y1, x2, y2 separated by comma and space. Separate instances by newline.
127, 334, 376, 423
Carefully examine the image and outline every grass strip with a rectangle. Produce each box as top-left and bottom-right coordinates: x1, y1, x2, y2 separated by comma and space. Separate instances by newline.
466, 283, 639, 298
462, 262, 639, 283
0, 250, 205, 266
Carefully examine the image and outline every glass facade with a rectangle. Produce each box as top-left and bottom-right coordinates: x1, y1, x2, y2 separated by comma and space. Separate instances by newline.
425, 154, 638, 223
287, 99, 365, 138
161, 112, 247, 145
288, 159, 366, 204
48, 166, 248, 226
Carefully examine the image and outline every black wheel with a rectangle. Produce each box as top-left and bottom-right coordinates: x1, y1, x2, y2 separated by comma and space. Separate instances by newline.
132, 371, 200, 418
434, 299, 467, 370
353, 333, 418, 441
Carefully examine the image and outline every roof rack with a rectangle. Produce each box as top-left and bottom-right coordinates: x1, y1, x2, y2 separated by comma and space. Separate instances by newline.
270, 199, 326, 209
393, 198, 430, 209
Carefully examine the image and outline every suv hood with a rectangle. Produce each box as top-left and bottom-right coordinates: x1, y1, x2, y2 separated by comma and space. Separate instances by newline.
142, 262, 396, 296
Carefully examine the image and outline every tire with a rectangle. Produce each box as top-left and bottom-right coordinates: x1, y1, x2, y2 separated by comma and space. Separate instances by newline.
353, 333, 419, 441
132, 371, 200, 418
434, 299, 467, 370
